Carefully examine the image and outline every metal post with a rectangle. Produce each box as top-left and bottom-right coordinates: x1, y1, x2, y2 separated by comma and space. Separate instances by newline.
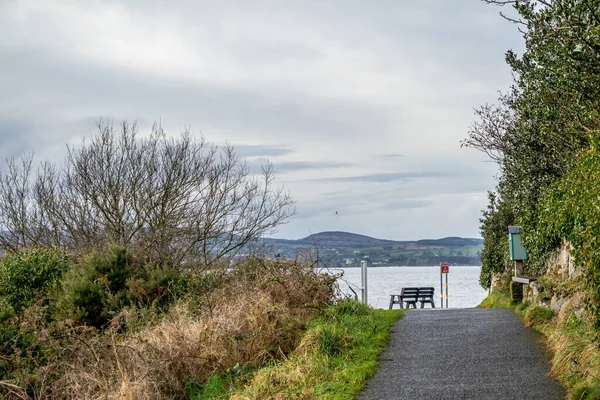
360, 260, 368, 305
445, 272, 449, 308
440, 263, 443, 308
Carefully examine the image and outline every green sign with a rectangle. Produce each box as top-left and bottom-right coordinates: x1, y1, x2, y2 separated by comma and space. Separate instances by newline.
508, 226, 528, 261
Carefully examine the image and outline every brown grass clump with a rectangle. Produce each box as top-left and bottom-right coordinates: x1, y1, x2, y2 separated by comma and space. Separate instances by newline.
254, 333, 329, 399
548, 327, 595, 379
229, 329, 322, 400
5, 256, 336, 400
544, 293, 600, 395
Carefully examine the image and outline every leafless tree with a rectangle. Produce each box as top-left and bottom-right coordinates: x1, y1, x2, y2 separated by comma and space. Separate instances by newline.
461, 90, 519, 165
0, 121, 295, 269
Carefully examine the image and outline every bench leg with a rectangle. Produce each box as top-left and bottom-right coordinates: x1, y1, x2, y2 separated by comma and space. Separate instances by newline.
389, 296, 394, 310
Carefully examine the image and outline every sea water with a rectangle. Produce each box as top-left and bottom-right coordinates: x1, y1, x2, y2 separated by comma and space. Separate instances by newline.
329, 266, 487, 309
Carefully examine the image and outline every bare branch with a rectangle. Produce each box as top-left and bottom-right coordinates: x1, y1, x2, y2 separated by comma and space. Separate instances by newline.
0, 120, 294, 272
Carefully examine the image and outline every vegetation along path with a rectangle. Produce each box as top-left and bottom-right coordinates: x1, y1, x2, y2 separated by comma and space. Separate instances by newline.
358, 308, 563, 400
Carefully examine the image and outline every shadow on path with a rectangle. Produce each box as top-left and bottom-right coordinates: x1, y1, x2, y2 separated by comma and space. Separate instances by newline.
358, 308, 564, 400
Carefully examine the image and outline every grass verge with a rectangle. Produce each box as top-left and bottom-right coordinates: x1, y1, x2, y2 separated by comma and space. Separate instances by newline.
477, 289, 516, 308
479, 290, 600, 399
190, 299, 403, 400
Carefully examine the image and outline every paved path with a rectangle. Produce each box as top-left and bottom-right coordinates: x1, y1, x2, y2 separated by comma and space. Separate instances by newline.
358, 308, 564, 400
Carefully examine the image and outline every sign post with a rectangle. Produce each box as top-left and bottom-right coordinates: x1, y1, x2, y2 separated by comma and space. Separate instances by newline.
446, 270, 449, 308
440, 265, 443, 308
440, 263, 449, 308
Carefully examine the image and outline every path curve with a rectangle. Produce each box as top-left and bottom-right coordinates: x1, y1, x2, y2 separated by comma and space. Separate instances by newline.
358, 308, 564, 400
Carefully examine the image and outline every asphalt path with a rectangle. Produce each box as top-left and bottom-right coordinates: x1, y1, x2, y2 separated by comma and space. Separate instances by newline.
358, 308, 564, 400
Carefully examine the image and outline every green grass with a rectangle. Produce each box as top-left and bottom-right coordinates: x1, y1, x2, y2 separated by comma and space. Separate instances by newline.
188, 364, 255, 400
478, 289, 516, 308
192, 299, 403, 400
524, 305, 553, 325
571, 378, 600, 400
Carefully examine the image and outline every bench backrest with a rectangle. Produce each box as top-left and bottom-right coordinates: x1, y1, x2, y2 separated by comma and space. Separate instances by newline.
418, 287, 434, 297
400, 287, 420, 298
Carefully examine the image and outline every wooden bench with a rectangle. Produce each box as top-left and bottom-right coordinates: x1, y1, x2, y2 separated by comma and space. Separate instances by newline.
391, 287, 420, 309
511, 276, 537, 302
389, 287, 435, 309
417, 287, 435, 308
511, 276, 537, 284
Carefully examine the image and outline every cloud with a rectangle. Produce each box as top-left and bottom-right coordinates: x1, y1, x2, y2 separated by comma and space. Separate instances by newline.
317, 171, 456, 183
382, 199, 433, 210
233, 144, 294, 158
0, 118, 37, 158
0, 0, 524, 240
274, 161, 354, 172
376, 153, 404, 159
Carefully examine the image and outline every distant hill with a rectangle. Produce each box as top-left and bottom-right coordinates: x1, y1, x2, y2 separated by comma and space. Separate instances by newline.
416, 237, 484, 247
271, 231, 396, 247
262, 231, 483, 267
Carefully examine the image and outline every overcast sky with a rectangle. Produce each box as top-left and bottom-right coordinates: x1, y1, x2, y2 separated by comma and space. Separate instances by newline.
0, 0, 523, 241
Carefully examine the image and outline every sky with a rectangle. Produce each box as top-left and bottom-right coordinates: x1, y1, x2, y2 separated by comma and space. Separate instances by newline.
0, 0, 524, 241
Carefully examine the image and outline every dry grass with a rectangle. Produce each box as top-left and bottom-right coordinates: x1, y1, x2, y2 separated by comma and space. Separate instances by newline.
229, 332, 320, 400
545, 295, 597, 385
524, 293, 600, 399
483, 287, 600, 398
227, 303, 402, 400
2, 257, 336, 400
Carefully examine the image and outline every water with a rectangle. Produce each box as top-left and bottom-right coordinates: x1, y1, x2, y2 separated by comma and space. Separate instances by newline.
330, 266, 487, 309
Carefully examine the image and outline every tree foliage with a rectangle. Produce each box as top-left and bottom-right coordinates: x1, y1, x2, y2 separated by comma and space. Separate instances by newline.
478, 191, 515, 289
531, 143, 600, 331
467, 0, 600, 329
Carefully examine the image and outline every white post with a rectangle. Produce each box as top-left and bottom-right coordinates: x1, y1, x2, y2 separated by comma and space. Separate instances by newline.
360, 260, 368, 305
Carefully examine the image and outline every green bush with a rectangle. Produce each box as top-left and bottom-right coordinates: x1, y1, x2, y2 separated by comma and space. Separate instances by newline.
126, 264, 186, 309
0, 248, 70, 312
0, 313, 45, 383
186, 270, 225, 297
529, 145, 600, 332
0, 297, 50, 389
51, 247, 186, 328
478, 192, 515, 290
51, 247, 136, 328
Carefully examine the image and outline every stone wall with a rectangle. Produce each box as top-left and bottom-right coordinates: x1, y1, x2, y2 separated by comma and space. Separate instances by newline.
546, 240, 579, 280
523, 240, 586, 317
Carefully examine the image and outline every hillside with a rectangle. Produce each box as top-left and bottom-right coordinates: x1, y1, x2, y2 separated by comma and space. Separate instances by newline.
263, 231, 483, 267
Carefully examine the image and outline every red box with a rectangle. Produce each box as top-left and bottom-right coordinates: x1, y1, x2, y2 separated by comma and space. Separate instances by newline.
441, 264, 449, 274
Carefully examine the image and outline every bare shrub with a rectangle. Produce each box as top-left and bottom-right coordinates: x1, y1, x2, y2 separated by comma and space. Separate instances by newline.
0, 121, 294, 269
